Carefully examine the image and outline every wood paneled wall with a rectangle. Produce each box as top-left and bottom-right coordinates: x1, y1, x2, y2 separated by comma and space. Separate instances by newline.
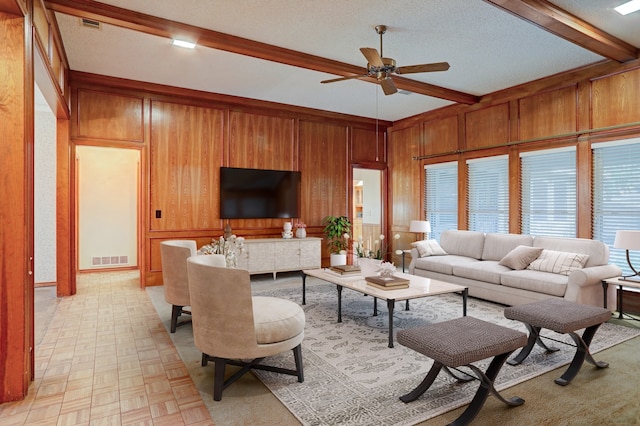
227, 112, 297, 232
150, 101, 224, 232
389, 63, 640, 238
68, 60, 640, 287
592, 70, 640, 129
68, 75, 390, 285
299, 120, 349, 226
0, 9, 33, 403
388, 126, 422, 265
32, 0, 68, 117
351, 127, 385, 165
77, 90, 144, 142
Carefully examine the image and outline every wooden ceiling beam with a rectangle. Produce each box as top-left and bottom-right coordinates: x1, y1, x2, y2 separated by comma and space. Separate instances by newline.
0, 0, 26, 15
484, 0, 638, 63
45, 0, 479, 105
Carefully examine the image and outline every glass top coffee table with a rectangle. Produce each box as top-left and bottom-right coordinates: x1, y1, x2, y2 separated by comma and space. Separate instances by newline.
302, 269, 468, 348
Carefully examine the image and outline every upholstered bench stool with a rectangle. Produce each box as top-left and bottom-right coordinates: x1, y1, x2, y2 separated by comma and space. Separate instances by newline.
504, 299, 610, 386
398, 316, 528, 426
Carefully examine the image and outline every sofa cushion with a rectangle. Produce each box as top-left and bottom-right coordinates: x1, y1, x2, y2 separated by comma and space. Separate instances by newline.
481, 233, 534, 261
413, 255, 479, 275
439, 230, 485, 259
499, 245, 543, 270
500, 270, 568, 297
452, 260, 508, 284
411, 239, 447, 257
526, 249, 589, 276
532, 236, 608, 267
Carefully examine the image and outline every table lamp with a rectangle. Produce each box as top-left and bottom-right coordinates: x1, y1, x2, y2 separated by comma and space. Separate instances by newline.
613, 230, 640, 282
409, 220, 431, 241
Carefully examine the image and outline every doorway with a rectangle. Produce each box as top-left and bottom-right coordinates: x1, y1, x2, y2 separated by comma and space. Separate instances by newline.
352, 168, 385, 255
34, 84, 57, 287
75, 146, 140, 272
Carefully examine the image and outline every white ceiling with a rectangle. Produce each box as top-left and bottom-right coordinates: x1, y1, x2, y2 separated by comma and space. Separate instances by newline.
51, 0, 640, 121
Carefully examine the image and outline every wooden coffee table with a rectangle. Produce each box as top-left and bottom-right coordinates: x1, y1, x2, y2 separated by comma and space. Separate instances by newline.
302, 269, 468, 348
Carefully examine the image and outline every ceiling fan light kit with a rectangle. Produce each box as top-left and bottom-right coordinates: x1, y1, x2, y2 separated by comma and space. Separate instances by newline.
321, 24, 450, 96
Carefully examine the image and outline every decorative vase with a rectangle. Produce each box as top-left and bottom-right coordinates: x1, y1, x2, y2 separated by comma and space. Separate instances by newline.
330, 253, 347, 266
282, 222, 293, 239
296, 228, 306, 239
358, 258, 382, 277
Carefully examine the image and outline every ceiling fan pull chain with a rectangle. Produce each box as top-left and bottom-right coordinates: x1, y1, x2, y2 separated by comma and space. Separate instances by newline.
375, 86, 379, 162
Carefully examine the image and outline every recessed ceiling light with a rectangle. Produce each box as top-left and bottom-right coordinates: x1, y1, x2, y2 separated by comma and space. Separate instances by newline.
615, 0, 640, 15
172, 39, 196, 49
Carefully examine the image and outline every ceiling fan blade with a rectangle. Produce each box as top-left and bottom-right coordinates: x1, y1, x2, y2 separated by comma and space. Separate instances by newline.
379, 77, 397, 95
395, 62, 450, 74
360, 47, 384, 68
321, 74, 368, 84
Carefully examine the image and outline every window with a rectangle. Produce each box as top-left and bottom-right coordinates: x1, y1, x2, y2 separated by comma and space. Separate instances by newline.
467, 156, 509, 233
520, 147, 576, 237
425, 162, 458, 241
592, 139, 640, 276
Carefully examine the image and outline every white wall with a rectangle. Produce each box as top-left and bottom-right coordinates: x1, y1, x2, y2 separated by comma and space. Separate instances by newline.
77, 146, 139, 270
34, 89, 57, 284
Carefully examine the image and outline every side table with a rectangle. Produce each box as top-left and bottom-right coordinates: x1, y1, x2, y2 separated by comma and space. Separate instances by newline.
602, 277, 640, 320
401, 249, 412, 273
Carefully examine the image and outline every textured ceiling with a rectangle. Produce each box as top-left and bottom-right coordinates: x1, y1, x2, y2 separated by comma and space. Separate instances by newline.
51, 0, 639, 121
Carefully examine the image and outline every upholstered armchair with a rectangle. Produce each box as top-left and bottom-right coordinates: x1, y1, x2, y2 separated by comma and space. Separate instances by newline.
187, 254, 305, 401
160, 240, 225, 332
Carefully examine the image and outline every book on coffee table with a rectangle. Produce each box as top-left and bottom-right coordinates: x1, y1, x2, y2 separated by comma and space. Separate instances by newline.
365, 275, 410, 287
365, 281, 409, 290
323, 268, 363, 280
330, 265, 361, 275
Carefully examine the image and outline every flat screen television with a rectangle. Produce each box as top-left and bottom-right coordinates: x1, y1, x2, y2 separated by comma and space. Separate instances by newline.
220, 167, 301, 219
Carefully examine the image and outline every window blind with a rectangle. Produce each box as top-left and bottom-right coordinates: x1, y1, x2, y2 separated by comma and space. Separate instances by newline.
592, 139, 640, 276
520, 147, 576, 237
425, 162, 458, 241
467, 156, 509, 233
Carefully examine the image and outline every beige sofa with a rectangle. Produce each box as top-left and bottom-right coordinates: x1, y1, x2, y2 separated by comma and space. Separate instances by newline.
408, 230, 621, 309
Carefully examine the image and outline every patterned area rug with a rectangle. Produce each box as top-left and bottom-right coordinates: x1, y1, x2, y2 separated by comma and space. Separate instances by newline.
250, 279, 640, 426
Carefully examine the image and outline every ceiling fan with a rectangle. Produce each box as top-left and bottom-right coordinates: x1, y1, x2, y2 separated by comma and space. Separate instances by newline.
321, 25, 450, 95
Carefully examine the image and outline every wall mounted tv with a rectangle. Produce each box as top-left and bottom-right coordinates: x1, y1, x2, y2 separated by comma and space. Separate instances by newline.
220, 167, 301, 219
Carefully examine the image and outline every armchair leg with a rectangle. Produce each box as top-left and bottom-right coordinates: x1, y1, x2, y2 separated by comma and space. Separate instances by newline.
170, 305, 181, 333
205, 347, 304, 401
170, 305, 191, 333
213, 357, 227, 401
293, 344, 304, 382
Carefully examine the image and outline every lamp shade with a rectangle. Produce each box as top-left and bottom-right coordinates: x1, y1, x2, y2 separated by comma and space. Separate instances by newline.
613, 230, 640, 250
409, 220, 431, 234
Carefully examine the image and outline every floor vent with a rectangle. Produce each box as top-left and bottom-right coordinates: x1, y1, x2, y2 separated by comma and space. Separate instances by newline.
81, 18, 101, 29
92, 255, 129, 266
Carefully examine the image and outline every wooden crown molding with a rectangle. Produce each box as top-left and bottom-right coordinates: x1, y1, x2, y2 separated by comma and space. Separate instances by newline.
484, 0, 638, 63
45, 0, 478, 105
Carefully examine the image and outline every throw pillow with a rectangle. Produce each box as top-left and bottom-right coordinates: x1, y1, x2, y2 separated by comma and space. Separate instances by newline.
526, 249, 590, 276
411, 239, 447, 257
498, 245, 543, 270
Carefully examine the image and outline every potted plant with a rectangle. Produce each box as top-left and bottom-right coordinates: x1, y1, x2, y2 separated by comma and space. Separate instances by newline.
322, 215, 352, 266
354, 233, 401, 276
354, 233, 401, 260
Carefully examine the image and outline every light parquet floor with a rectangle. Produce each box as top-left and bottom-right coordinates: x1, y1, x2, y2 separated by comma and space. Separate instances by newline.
0, 271, 213, 426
